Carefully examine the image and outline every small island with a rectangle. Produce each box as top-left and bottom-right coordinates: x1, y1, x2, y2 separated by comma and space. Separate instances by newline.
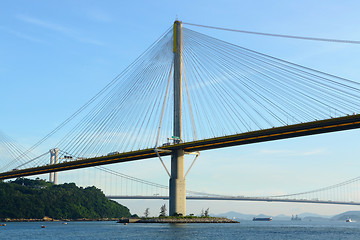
0, 178, 131, 221
117, 217, 239, 223
118, 206, 239, 224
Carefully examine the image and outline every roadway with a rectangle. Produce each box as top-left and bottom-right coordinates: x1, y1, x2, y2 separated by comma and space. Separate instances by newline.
1, 114, 360, 180
106, 195, 360, 206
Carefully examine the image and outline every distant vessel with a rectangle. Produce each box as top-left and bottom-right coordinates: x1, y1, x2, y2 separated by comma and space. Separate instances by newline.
253, 217, 272, 221
291, 215, 301, 221
346, 218, 352, 222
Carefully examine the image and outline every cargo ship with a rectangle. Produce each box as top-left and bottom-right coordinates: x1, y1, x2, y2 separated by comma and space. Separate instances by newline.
253, 217, 272, 221
291, 215, 301, 221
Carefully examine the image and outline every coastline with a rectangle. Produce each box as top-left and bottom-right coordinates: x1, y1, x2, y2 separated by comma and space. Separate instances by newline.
117, 217, 239, 223
0, 217, 120, 222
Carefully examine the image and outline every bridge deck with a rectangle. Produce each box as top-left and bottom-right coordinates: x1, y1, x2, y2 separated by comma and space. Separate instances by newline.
107, 195, 360, 206
1, 114, 360, 180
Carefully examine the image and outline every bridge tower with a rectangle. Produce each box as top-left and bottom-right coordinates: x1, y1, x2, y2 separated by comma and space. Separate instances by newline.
169, 20, 186, 216
49, 148, 59, 184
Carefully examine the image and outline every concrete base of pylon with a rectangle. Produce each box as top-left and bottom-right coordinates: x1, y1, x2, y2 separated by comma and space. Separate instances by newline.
169, 178, 186, 216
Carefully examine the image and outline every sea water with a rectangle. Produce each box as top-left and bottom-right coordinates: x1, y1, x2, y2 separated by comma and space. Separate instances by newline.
0, 220, 359, 239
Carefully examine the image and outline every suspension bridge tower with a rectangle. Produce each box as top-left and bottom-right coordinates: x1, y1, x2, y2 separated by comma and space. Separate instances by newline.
169, 20, 186, 216
49, 148, 59, 184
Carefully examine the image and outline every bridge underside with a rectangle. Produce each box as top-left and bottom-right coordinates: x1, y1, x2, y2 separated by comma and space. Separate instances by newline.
1, 114, 360, 180
106, 195, 360, 206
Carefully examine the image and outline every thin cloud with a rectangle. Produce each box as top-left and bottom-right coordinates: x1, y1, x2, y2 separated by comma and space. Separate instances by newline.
86, 8, 113, 23
16, 14, 104, 46
0, 26, 44, 43
16, 14, 71, 34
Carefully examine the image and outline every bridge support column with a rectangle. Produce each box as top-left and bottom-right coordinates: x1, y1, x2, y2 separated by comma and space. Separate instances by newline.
169, 20, 186, 216
170, 149, 186, 216
49, 148, 59, 184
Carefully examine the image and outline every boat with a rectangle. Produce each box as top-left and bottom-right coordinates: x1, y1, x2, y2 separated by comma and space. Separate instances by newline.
346, 218, 352, 222
41, 225, 46, 228
0, 224, 6, 226
253, 217, 272, 221
291, 215, 301, 221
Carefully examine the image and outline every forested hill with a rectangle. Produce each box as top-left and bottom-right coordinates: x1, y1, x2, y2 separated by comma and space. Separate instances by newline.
0, 178, 131, 220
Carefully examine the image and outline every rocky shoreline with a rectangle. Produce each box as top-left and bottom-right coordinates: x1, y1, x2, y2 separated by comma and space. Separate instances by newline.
1, 217, 239, 224
117, 217, 239, 223
0, 217, 120, 222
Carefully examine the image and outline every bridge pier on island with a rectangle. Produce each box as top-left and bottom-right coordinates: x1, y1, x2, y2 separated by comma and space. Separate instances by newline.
169, 20, 186, 216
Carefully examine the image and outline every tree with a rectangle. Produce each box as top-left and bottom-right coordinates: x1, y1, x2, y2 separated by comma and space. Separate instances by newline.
159, 204, 166, 217
204, 208, 210, 217
200, 209, 204, 217
144, 208, 150, 218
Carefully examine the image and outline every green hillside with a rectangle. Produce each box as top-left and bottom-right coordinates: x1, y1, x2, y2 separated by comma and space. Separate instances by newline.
331, 211, 360, 221
0, 178, 131, 220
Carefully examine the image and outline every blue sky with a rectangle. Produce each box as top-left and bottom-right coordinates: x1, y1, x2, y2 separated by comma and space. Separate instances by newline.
1, 0, 360, 216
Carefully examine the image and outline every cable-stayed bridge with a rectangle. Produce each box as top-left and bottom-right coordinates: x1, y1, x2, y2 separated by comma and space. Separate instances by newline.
1, 21, 360, 215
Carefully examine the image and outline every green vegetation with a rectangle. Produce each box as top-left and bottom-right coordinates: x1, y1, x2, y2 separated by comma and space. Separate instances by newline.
144, 208, 150, 218
159, 204, 167, 217
144, 215, 218, 219
201, 208, 210, 217
0, 178, 131, 220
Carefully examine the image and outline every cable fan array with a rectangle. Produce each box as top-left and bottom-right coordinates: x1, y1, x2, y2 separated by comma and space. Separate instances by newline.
2, 25, 360, 171
54, 28, 175, 158
182, 28, 360, 138
0, 27, 174, 171
0, 131, 49, 172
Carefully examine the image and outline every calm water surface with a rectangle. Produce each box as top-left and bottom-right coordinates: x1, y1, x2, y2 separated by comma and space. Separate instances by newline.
0, 220, 359, 239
